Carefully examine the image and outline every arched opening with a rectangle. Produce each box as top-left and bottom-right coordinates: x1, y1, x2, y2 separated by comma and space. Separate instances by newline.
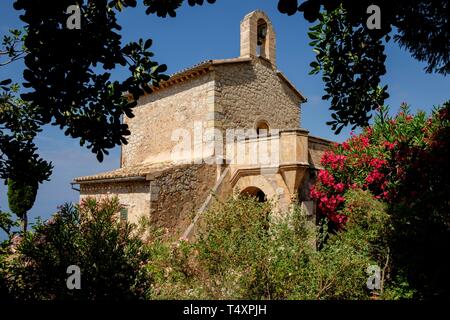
257, 19, 268, 58
255, 119, 270, 135
240, 186, 270, 231
241, 186, 267, 202
240, 11, 276, 66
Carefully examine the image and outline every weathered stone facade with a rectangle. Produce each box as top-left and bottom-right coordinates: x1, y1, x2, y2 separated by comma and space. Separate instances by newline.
215, 58, 302, 131
122, 73, 214, 166
73, 10, 331, 238
146, 164, 217, 234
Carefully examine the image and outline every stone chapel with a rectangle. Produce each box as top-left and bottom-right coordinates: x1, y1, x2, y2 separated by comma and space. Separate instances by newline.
73, 10, 331, 239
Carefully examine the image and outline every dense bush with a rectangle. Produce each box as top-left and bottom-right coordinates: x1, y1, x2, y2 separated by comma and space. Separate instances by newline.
311, 102, 450, 298
2, 197, 150, 300
0, 192, 420, 300
146, 192, 412, 300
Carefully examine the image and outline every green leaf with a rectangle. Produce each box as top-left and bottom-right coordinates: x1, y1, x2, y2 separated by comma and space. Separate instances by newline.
144, 39, 153, 50
0, 79, 12, 86
308, 32, 320, 40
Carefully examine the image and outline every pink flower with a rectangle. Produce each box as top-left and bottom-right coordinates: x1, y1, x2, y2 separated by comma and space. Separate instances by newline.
334, 182, 346, 193
349, 183, 358, 189
321, 151, 347, 170
369, 158, 386, 170
310, 186, 322, 199
383, 141, 396, 150
329, 213, 348, 226
360, 136, 370, 148
318, 170, 335, 187
365, 170, 384, 184
342, 142, 350, 150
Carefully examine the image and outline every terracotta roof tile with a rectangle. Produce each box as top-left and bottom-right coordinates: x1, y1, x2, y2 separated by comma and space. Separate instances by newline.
73, 161, 174, 183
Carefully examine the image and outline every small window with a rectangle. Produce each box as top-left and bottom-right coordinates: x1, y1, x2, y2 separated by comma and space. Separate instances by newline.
256, 120, 270, 135
120, 207, 128, 222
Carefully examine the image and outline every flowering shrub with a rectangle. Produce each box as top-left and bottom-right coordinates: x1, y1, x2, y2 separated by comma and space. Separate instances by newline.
311, 101, 450, 298
311, 102, 450, 231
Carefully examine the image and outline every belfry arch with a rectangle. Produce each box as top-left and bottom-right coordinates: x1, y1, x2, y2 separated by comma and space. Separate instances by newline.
240, 10, 277, 66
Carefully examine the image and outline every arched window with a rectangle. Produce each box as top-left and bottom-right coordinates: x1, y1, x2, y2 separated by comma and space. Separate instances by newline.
255, 119, 270, 135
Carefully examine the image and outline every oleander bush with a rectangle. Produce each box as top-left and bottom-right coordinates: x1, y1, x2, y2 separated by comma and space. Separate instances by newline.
311, 102, 450, 298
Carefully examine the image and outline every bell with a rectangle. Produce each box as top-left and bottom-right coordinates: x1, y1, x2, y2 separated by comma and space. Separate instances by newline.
257, 25, 267, 46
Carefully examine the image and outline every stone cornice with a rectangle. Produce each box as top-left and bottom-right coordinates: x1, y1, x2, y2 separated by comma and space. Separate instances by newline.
229, 162, 310, 187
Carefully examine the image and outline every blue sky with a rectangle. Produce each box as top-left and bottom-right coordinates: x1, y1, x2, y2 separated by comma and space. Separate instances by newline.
1, 0, 449, 229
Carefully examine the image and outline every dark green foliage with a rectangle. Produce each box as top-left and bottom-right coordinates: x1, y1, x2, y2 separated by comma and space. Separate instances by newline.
143, 0, 183, 17
278, 0, 449, 75
303, 0, 449, 132
142, 0, 217, 17
308, 6, 389, 133
1, 30, 52, 190
394, 1, 450, 75
1, 67, 48, 228
0, 211, 18, 237
13, 0, 169, 162
6, 197, 150, 300
387, 104, 450, 299
7, 180, 37, 219
7, 179, 38, 232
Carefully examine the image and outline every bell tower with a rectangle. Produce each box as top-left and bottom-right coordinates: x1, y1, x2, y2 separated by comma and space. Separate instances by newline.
240, 10, 276, 66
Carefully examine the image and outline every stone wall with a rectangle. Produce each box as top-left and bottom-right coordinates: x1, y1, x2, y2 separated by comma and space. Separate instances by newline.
121, 72, 215, 167
79, 163, 218, 237
298, 169, 317, 202
148, 163, 218, 236
297, 135, 332, 203
308, 136, 332, 169
214, 58, 302, 132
